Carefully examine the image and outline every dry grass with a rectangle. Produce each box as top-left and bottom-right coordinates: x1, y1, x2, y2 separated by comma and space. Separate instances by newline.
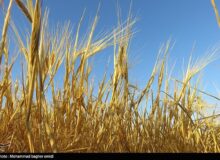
0, 0, 220, 153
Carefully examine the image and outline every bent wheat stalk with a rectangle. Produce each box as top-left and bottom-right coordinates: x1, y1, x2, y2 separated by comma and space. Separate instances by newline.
26, 0, 41, 153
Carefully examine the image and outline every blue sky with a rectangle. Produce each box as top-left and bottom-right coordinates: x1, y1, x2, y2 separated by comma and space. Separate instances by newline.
42, 0, 220, 102
1, 0, 220, 110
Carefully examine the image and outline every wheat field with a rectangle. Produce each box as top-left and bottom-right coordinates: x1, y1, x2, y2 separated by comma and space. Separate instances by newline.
0, 0, 220, 153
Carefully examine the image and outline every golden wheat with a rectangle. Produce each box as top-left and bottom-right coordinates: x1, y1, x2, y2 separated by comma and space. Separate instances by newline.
0, 0, 220, 153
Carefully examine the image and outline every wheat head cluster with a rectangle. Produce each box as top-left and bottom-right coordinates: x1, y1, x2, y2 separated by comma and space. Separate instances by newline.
0, 0, 220, 153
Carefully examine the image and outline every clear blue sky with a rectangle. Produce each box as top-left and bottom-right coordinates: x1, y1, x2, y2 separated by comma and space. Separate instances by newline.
1, 0, 220, 109
43, 0, 220, 102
